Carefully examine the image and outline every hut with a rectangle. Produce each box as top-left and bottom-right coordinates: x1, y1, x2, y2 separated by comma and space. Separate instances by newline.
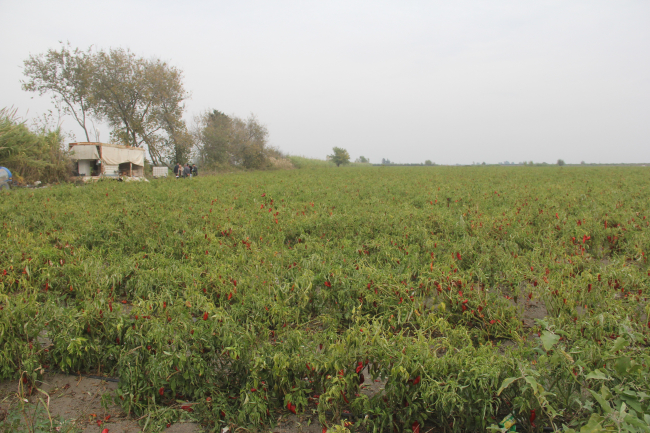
69, 142, 145, 179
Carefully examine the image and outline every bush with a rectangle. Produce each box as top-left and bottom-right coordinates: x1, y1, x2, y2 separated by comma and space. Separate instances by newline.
0, 108, 70, 184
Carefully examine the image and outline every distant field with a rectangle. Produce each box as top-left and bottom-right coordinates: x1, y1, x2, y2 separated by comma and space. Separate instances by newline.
1, 166, 649, 432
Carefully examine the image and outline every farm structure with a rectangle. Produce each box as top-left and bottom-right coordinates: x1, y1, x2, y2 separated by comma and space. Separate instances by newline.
69, 142, 145, 179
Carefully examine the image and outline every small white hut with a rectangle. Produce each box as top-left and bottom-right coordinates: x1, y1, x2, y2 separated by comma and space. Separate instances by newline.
69, 142, 145, 178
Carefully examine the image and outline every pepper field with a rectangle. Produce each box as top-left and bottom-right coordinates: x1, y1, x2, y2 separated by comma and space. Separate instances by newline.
1, 166, 649, 432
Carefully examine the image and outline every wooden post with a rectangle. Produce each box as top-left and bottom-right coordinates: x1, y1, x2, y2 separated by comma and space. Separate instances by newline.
130, 162, 132, 177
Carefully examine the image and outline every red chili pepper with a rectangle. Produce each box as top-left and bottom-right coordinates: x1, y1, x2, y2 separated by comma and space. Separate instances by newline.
412, 421, 421, 433
203, 312, 208, 321
102, 429, 109, 433
356, 361, 363, 374
412, 375, 421, 385
324, 281, 331, 287
159, 387, 164, 396
287, 402, 297, 414
530, 409, 536, 426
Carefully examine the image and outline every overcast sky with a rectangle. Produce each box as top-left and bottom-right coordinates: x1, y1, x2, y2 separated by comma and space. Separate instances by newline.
1, 0, 649, 164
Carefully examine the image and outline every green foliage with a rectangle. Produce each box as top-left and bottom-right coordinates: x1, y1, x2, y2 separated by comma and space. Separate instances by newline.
1, 166, 650, 432
195, 110, 275, 170
328, 147, 350, 167
0, 108, 70, 184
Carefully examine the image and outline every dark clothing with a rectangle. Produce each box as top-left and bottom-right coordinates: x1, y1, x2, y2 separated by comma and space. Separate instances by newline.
183, 166, 191, 177
191, 166, 198, 176
173, 164, 180, 175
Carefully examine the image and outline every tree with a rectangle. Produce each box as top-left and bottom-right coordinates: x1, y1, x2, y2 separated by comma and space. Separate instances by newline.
22, 42, 96, 141
355, 156, 369, 163
557, 159, 565, 166
23, 45, 191, 165
230, 114, 269, 169
424, 160, 433, 166
91, 48, 190, 165
328, 147, 350, 167
194, 110, 272, 169
194, 110, 232, 166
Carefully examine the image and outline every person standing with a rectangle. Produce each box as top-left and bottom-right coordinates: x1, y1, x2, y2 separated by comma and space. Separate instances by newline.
173, 163, 180, 178
183, 163, 191, 178
191, 164, 198, 177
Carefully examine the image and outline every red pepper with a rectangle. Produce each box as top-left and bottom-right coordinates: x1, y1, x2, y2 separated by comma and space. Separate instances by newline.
530, 409, 536, 427
159, 387, 164, 396
412, 421, 421, 433
287, 402, 297, 414
203, 312, 208, 321
356, 361, 363, 373
412, 375, 421, 386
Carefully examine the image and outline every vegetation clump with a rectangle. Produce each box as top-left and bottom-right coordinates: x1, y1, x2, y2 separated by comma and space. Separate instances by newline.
0, 108, 70, 184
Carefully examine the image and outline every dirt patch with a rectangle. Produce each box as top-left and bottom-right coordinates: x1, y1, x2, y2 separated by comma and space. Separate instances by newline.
517, 298, 548, 328
273, 413, 324, 433
359, 366, 385, 399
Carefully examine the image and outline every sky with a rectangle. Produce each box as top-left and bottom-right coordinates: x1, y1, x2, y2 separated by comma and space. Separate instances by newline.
1, 0, 649, 165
